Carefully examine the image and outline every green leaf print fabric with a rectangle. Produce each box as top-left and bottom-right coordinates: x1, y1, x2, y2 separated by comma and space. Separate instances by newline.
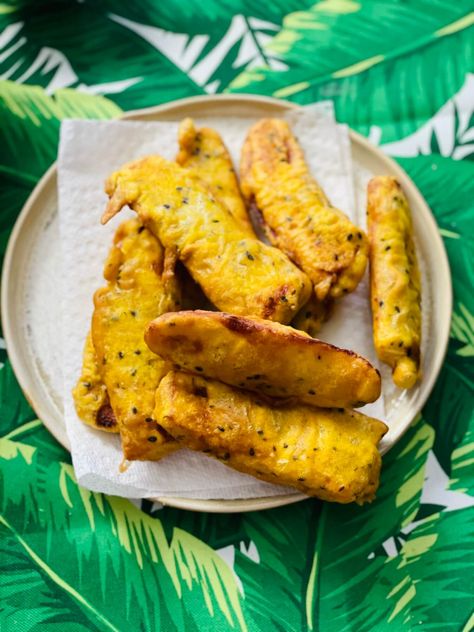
0, 2, 473, 630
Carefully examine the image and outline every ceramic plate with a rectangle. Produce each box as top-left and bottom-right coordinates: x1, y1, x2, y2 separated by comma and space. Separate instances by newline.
1, 95, 451, 512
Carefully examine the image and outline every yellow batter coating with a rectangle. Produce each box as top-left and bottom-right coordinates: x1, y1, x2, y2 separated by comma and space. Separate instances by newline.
103, 156, 311, 324
156, 372, 387, 504
73, 333, 118, 433
240, 118, 368, 301
176, 118, 254, 235
367, 176, 422, 389
292, 296, 333, 337
91, 218, 180, 460
145, 310, 381, 408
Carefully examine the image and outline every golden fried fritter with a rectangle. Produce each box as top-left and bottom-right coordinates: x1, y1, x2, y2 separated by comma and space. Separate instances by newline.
145, 310, 381, 408
73, 333, 118, 433
103, 156, 311, 324
240, 118, 368, 301
176, 118, 254, 235
291, 296, 333, 337
367, 176, 422, 389
156, 372, 387, 504
91, 218, 180, 460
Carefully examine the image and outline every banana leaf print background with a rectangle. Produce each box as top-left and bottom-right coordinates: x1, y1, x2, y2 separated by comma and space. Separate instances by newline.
1, 1, 473, 630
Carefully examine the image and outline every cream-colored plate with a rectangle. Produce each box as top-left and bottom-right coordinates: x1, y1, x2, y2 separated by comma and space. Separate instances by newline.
1, 95, 451, 513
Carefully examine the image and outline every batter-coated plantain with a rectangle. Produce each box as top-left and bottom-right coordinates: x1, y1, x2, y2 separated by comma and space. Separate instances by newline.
176, 118, 254, 235
155, 372, 387, 504
367, 176, 422, 389
73, 333, 118, 433
103, 156, 311, 324
240, 118, 368, 301
291, 296, 333, 337
91, 218, 180, 460
145, 310, 381, 408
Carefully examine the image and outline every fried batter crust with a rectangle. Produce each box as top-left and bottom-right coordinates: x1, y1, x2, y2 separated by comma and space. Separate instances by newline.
240, 118, 368, 300
367, 176, 421, 389
73, 333, 118, 433
103, 155, 311, 324
176, 118, 254, 235
156, 372, 387, 504
145, 310, 381, 408
91, 218, 180, 460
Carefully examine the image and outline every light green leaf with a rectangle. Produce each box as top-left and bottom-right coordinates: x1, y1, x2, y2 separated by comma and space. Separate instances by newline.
0, 80, 121, 270
94, 1, 315, 94
305, 416, 441, 630
0, 3, 203, 110
451, 304, 474, 357
229, 2, 473, 144
0, 437, 247, 631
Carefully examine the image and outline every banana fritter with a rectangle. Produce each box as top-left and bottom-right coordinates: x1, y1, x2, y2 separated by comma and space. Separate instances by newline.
240, 118, 368, 301
367, 176, 422, 389
176, 118, 254, 235
156, 372, 387, 504
91, 218, 180, 460
103, 155, 311, 323
145, 310, 381, 408
291, 296, 333, 337
73, 333, 118, 433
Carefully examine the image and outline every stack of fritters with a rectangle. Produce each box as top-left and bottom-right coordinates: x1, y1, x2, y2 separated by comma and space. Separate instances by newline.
74, 117, 421, 504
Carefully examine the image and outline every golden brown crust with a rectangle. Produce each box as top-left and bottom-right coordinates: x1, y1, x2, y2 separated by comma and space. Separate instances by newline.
103, 155, 311, 324
146, 310, 381, 408
240, 118, 368, 300
176, 118, 254, 235
72, 333, 119, 433
367, 176, 421, 389
291, 296, 333, 337
91, 218, 180, 460
155, 372, 387, 504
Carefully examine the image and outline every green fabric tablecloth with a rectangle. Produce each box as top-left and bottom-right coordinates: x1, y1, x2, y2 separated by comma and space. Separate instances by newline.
1, 2, 473, 630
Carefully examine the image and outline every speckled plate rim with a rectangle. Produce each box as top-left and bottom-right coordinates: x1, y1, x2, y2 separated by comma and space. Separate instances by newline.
1, 94, 452, 513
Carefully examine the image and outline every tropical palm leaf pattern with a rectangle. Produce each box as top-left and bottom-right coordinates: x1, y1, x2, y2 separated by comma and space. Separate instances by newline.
0, 1, 473, 630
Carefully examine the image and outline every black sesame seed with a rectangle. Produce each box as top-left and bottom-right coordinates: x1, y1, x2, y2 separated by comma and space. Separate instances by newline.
357, 232, 362, 239
395, 306, 400, 313
379, 300, 384, 307
194, 366, 203, 372
347, 233, 353, 241
145, 417, 153, 423
334, 254, 339, 261
83, 382, 91, 389
130, 369, 137, 377
163, 204, 170, 209
138, 226, 145, 233
249, 448, 255, 456
308, 389, 316, 395
118, 351, 124, 359
339, 486, 345, 491
283, 443, 288, 449
281, 295, 288, 302
212, 219, 219, 223
218, 426, 225, 432
176, 186, 183, 191
246, 252, 254, 261
182, 198, 189, 204
257, 430, 264, 435
130, 310, 137, 317
272, 446, 276, 452
147, 436, 157, 443
398, 341, 404, 347
385, 245, 391, 251
298, 477, 305, 481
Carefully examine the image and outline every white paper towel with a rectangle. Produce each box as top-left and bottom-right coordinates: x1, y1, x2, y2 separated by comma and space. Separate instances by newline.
57, 104, 384, 500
